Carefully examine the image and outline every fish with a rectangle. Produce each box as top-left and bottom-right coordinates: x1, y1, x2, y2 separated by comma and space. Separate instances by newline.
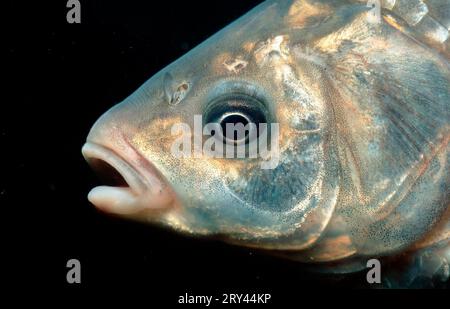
82, 0, 450, 288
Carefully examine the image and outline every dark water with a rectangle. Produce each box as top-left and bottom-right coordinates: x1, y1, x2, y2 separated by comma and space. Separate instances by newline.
5, 0, 446, 300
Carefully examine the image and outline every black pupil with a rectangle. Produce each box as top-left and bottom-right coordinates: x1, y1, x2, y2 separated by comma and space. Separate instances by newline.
220, 114, 250, 142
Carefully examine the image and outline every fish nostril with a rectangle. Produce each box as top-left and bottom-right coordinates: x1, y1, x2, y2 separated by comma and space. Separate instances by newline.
89, 158, 129, 188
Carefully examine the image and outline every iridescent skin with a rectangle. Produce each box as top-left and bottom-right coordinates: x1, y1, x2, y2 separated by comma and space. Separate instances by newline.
83, 0, 450, 287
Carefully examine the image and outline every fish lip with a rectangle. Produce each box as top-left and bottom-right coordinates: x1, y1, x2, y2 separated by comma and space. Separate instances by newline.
82, 142, 149, 195
82, 141, 179, 215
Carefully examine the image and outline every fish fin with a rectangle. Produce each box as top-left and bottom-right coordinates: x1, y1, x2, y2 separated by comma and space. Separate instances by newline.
354, 0, 449, 55
391, 0, 430, 26
381, 240, 450, 288
388, 0, 449, 55
424, 0, 450, 30
380, 206, 450, 287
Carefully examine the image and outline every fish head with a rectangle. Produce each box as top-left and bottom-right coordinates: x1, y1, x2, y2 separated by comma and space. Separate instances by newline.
82, 0, 342, 250
83, 0, 450, 257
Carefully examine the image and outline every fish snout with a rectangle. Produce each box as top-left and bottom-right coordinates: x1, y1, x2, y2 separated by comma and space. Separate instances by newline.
82, 109, 178, 217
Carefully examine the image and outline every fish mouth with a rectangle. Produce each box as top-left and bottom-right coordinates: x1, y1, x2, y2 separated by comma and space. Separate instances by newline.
82, 143, 176, 216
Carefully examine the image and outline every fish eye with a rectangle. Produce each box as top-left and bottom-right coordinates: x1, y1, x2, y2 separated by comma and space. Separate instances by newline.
219, 112, 251, 144
204, 93, 268, 145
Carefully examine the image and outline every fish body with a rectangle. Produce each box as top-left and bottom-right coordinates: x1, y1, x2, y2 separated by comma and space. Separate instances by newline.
83, 0, 450, 287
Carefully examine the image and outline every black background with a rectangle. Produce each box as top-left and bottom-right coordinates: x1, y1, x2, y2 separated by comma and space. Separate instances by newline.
5, 0, 435, 298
